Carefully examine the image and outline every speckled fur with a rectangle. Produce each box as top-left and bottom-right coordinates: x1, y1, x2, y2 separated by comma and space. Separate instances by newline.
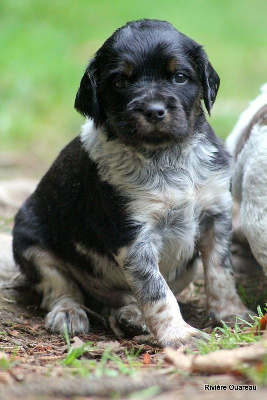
13, 20, 250, 348
226, 84, 267, 276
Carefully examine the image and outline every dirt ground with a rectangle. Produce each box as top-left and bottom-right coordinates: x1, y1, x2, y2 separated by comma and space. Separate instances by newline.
0, 157, 266, 400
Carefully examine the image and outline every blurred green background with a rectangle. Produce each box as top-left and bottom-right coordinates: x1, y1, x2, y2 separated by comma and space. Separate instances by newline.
1, 0, 267, 165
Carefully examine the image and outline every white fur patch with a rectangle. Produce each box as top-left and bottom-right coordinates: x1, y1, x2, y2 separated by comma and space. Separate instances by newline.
143, 292, 204, 347
23, 246, 89, 334
226, 84, 267, 275
0, 233, 18, 285
226, 83, 267, 155
236, 125, 267, 274
73, 243, 130, 294
23, 246, 84, 309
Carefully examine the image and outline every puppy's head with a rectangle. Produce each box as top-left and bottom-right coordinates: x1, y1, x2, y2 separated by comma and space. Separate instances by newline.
75, 19, 219, 147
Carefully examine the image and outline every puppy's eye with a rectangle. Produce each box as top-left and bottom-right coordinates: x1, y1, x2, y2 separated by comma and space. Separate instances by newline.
174, 73, 187, 84
113, 78, 128, 89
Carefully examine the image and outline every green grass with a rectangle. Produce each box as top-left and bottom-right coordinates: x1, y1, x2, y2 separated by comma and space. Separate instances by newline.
1, 0, 267, 163
0, 349, 18, 370
196, 320, 260, 355
195, 305, 267, 355
128, 386, 162, 400
0, 355, 14, 370
62, 345, 144, 378
242, 358, 267, 386
193, 305, 267, 385
62, 327, 144, 378
63, 341, 95, 367
61, 305, 266, 384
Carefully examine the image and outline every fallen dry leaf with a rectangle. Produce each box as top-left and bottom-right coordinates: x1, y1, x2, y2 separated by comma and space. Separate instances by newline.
143, 353, 151, 364
259, 314, 267, 331
72, 336, 86, 348
7, 330, 19, 337
62, 338, 123, 359
86, 340, 122, 357
62, 336, 86, 353
164, 348, 193, 371
255, 361, 265, 373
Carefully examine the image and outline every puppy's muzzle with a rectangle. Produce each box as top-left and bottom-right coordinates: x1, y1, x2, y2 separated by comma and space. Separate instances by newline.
127, 96, 174, 125
143, 102, 167, 123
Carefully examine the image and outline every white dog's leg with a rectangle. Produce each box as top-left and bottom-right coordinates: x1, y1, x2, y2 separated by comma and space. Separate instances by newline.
199, 207, 252, 324
239, 132, 267, 276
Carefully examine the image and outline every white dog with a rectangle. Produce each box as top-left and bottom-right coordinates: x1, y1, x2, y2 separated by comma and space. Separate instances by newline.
226, 84, 267, 276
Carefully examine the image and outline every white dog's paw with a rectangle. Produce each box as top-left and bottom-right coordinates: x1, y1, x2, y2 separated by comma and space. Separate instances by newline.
209, 307, 255, 327
45, 302, 89, 335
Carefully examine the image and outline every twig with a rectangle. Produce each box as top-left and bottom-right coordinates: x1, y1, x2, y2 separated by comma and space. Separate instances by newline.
165, 337, 267, 374
0, 373, 177, 399
81, 305, 108, 327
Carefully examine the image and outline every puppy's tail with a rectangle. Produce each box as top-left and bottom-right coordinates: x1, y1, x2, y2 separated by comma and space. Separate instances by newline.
0, 233, 19, 286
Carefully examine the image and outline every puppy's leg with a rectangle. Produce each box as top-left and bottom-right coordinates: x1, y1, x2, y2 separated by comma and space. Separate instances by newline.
23, 246, 89, 335
239, 153, 267, 276
199, 211, 252, 324
232, 201, 247, 244
168, 255, 199, 295
116, 232, 206, 349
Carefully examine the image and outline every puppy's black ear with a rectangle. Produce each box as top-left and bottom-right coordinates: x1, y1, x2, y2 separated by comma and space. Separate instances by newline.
192, 47, 220, 115
201, 60, 220, 115
74, 59, 99, 122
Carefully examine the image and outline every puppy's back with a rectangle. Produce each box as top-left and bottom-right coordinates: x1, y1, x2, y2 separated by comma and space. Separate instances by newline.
226, 83, 267, 156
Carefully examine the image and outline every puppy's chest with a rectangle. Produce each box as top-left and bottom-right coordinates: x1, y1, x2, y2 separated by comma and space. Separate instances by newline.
128, 169, 204, 272
129, 171, 200, 233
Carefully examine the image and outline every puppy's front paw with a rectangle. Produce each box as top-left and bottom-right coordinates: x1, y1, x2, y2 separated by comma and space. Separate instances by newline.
45, 302, 89, 335
159, 324, 209, 350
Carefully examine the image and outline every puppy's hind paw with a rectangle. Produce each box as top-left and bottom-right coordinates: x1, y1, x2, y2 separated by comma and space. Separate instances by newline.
209, 308, 256, 327
116, 304, 150, 337
45, 302, 90, 335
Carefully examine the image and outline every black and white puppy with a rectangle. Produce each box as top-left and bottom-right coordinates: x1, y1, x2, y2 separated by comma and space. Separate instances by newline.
13, 19, 250, 348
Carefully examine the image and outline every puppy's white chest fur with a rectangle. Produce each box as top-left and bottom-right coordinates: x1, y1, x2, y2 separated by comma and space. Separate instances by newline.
133, 170, 230, 281
129, 175, 196, 270
81, 121, 230, 278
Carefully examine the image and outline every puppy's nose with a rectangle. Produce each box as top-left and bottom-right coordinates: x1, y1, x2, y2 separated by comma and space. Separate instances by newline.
144, 103, 166, 123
